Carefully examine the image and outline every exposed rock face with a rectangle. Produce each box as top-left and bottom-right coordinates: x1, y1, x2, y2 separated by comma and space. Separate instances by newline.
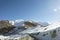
24, 21, 37, 28
50, 30, 57, 38
0, 20, 15, 34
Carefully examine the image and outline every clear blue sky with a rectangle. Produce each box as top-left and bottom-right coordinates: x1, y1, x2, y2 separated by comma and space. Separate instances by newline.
0, 0, 60, 23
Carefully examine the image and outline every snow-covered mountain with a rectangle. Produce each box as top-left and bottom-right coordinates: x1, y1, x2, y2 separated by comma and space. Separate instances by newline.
9, 19, 49, 27
28, 21, 60, 40
8, 20, 60, 40
1, 19, 58, 40
8, 19, 49, 35
9, 19, 24, 26
38, 22, 49, 27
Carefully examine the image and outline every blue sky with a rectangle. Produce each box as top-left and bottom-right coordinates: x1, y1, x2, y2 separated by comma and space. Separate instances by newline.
0, 0, 60, 23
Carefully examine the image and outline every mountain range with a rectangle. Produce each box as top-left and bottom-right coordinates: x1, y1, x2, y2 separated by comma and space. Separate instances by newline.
0, 19, 60, 40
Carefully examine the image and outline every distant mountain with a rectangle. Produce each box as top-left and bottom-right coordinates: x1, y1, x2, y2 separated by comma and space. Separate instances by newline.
9, 20, 49, 28
38, 22, 49, 27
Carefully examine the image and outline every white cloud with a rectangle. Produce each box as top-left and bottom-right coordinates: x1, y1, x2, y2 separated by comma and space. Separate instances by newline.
53, 9, 57, 12
58, 7, 60, 9
53, 7, 60, 12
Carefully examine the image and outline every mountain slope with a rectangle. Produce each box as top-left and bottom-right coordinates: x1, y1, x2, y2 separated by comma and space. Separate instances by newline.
28, 21, 60, 40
